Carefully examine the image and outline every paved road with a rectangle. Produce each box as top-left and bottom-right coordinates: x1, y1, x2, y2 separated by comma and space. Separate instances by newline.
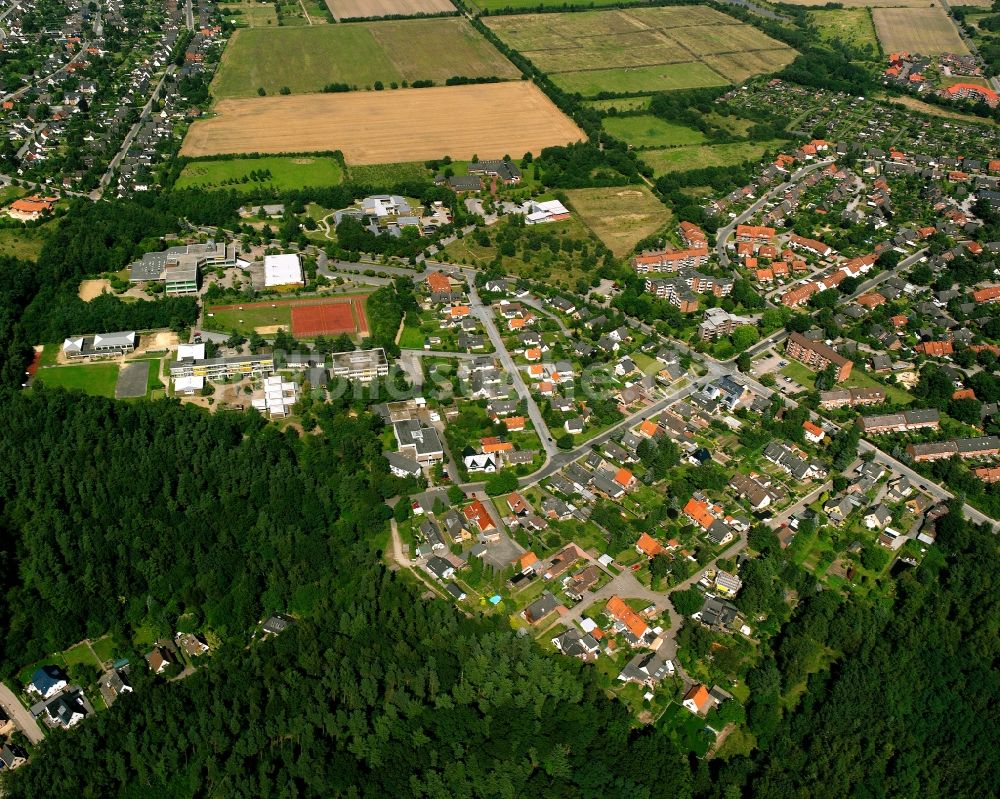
0, 684, 43, 744
101, 63, 176, 191
185, 0, 194, 30
467, 280, 558, 459
768, 481, 832, 529
521, 296, 572, 336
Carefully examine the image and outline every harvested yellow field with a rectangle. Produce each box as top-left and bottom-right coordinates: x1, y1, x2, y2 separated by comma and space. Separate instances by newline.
325, 0, 454, 18
181, 83, 585, 163
872, 7, 970, 55
779, 0, 933, 5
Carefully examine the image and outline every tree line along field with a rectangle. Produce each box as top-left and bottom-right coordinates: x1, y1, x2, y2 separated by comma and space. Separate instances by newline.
324, 0, 454, 19
872, 7, 971, 55
176, 156, 344, 191
485, 6, 796, 97
210, 18, 519, 98
180, 83, 585, 162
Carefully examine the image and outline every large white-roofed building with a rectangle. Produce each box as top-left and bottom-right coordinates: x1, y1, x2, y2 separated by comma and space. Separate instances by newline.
264, 254, 303, 288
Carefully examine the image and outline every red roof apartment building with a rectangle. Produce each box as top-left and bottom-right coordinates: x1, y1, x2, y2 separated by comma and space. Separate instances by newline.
786, 332, 854, 382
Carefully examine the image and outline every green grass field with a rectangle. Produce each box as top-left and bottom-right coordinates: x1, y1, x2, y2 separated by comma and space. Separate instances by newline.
564, 185, 671, 257
212, 18, 517, 97
35, 363, 120, 397
204, 303, 293, 333
602, 115, 707, 148
0, 225, 51, 261
220, 0, 279, 26
348, 161, 431, 185
177, 156, 344, 192
552, 63, 728, 97
584, 96, 652, 112
639, 140, 784, 176
809, 9, 879, 50
90, 635, 120, 663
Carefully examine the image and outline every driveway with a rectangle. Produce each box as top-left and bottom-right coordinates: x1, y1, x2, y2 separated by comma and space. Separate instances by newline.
0, 683, 43, 744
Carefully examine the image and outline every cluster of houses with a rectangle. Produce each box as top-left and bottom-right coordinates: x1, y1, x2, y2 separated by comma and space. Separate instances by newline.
883, 51, 997, 109
4, 0, 225, 193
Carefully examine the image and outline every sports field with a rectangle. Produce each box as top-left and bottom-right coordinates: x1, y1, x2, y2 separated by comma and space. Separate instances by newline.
211, 19, 518, 98
808, 9, 879, 50
564, 186, 671, 257
326, 0, 454, 18
486, 7, 795, 97
291, 297, 369, 336
640, 140, 785, 176
602, 115, 707, 149
176, 156, 344, 192
181, 83, 585, 162
872, 7, 970, 55
205, 296, 370, 337
35, 363, 120, 397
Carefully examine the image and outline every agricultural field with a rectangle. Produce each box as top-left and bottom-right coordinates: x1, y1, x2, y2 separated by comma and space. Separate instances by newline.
584, 96, 652, 112
702, 49, 797, 84
778, 0, 933, 5
176, 156, 344, 191
809, 9, 879, 50
181, 83, 585, 163
872, 7, 970, 55
34, 363, 121, 397
486, 7, 796, 97
639, 140, 785, 176
602, 115, 707, 149
325, 0, 454, 18
564, 185, 671, 257
554, 63, 728, 97
210, 19, 518, 98
219, 0, 279, 26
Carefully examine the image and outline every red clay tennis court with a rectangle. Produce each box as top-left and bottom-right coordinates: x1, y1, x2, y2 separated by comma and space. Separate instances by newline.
292, 299, 367, 337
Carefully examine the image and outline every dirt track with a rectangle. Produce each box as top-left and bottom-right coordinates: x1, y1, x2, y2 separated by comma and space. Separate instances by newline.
180, 83, 585, 163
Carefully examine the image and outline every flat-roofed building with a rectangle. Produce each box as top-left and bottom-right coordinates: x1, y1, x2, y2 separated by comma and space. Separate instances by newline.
264, 253, 303, 288
251, 375, 299, 418
329, 348, 389, 382
129, 241, 239, 295
170, 353, 275, 381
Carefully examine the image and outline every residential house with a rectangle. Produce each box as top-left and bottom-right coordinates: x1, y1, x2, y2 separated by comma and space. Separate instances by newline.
524, 591, 561, 624
682, 683, 714, 716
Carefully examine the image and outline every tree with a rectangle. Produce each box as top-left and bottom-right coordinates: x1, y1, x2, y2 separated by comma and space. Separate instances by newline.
447, 485, 465, 505
670, 587, 704, 616
484, 471, 517, 496
393, 497, 411, 523
556, 434, 574, 450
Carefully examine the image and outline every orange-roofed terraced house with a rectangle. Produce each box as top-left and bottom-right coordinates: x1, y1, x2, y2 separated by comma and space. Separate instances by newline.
683, 497, 717, 529
605, 595, 650, 641
735, 224, 775, 245
914, 341, 954, 357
